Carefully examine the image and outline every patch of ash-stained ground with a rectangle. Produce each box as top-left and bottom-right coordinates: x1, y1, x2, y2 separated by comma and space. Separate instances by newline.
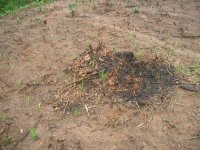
54, 42, 178, 112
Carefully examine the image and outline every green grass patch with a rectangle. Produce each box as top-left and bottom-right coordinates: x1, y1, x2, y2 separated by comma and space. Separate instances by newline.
175, 65, 191, 76
134, 50, 143, 59
29, 128, 38, 140
1, 113, 8, 124
132, 6, 140, 13
0, 0, 53, 17
2, 136, 11, 146
72, 108, 81, 116
79, 80, 85, 92
176, 58, 200, 77
99, 70, 107, 81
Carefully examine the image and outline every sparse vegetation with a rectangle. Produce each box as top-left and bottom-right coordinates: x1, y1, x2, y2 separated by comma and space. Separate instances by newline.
32, 79, 37, 85
37, 102, 42, 112
134, 50, 143, 59
2, 27, 9, 34
67, 2, 77, 17
72, 108, 81, 116
99, 70, 107, 81
111, 39, 117, 52
193, 58, 200, 66
163, 118, 177, 128
89, 58, 96, 68
1, 113, 8, 124
0, 0, 53, 17
76, 0, 89, 5
29, 128, 38, 140
15, 16, 21, 24
16, 80, 22, 89
70, 51, 78, 60
129, 31, 137, 50
26, 95, 33, 104
175, 65, 191, 76
79, 80, 85, 91
132, 6, 140, 13
0, 1, 199, 149
176, 58, 200, 77
2, 136, 11, 146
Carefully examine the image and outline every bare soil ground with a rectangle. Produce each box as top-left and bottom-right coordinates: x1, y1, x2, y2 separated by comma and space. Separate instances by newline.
0, 0, 200, 150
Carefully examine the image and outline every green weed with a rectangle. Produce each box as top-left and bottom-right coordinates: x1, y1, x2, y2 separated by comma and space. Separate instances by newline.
1, 113, 8, 124
72, 108, 81, 116
2, 136, 11, 146
2, 27, 8, 34
132, 6, 140, 13
38, 5, 44, 12
89, 58, 96, 68
145, 81, 151, 91
15, 16, 20, 24
163, 118, 177, 128
175, 65, 191, 76
37, 102, 42, 112
176, 58, 200, 77
193, 58, 200, 66
32, 80, 37, 85
79, 80, 85, 92
134, 50, 143, 59
16, 80, 22, 89
67, 3, 77, 16
28, 59, 33, 68
64, 68, 73, 78
99, 70, 107, 81
26, 95, 33, 104
29, 128, 38, 140
85, 38, 92, 47
129, 31, 137, 49
190, 58, 200, 76
70, 51, 77, 60
112, 39, 117, 52
75, 0, 87, 5
174, 39, 181, 49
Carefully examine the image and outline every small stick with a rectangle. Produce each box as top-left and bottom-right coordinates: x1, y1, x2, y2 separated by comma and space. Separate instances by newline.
135, 101, 140, 108
65, 72, 98, 87
174, 103, 184, 106
185, 136, 200, 140
173, 35, 200, 39
109, 97, 113, 108
137, 123, 144, 128
85, 105, 90, 118
166, 69, 173, 76
163, 118, 177, 128
153, 103, 160, 110
0, 129, 5, 135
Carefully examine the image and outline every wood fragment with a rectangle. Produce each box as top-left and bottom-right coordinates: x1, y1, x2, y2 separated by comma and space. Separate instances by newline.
185, 136, 200, 140
135, 101, 140, 108
0, 129, 5, 135
65, 72, 98, 87
109, 97, 113, 108
173, 35, 200, 39
85, 105, 90, 118
179, 83, 199, 92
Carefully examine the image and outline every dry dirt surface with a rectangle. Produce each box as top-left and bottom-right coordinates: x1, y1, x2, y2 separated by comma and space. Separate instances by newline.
0, 0, 200, 150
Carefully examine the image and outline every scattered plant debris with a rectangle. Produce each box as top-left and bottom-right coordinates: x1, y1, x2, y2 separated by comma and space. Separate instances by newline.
55, 42, 177, 111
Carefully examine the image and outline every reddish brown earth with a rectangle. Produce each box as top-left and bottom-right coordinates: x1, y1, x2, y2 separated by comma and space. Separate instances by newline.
0, 0, 200, 150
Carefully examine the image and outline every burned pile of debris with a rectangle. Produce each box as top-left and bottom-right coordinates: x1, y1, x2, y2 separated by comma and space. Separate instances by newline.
62, 42, 177, 105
